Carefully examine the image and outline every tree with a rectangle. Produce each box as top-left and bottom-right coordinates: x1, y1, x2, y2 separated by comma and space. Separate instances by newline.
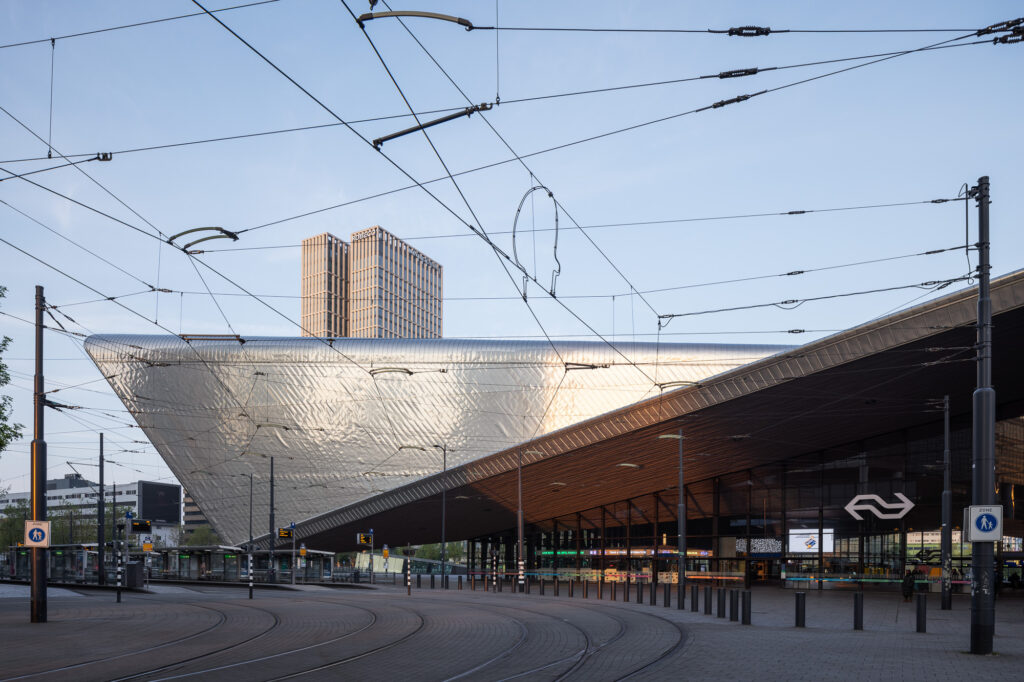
180, 525, 221, 546
0, 286, 24, 472
0, 500, 30, 547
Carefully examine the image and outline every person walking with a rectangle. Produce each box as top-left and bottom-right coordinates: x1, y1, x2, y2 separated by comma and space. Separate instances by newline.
901, 570, 916, 602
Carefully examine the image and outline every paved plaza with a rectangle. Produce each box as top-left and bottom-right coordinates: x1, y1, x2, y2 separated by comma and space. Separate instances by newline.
0, 581, 1022, 680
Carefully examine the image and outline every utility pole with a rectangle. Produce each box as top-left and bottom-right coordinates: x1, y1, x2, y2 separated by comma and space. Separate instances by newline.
941, 395, 952, 610
114, 482, 122, 603
248, 472, 253, 599
269, 456, 275, 584
30, 285, 47, 623
97, 434, 105, 586
517, 447, 524, 593
677, 427, 686, 610
970, 175, 996, 655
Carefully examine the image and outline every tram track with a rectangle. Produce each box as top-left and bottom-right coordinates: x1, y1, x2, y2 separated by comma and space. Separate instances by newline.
0, 601, 234, 682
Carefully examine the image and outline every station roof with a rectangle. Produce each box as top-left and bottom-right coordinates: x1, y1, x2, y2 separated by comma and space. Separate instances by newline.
283, 269, 1024, 552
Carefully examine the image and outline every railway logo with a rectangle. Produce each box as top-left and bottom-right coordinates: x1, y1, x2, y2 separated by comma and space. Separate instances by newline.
844, 493, 914, 521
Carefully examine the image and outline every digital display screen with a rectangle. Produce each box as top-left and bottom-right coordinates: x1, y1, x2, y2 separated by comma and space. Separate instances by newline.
788, 529, 834, 553
138, 481, 181, 525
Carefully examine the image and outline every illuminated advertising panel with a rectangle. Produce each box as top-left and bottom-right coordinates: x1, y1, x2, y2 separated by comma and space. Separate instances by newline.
788, 529, 834, 553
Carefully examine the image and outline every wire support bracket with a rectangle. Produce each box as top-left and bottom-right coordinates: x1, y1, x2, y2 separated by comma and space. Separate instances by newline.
708, 26, 777, 37
372, 103, 492, 150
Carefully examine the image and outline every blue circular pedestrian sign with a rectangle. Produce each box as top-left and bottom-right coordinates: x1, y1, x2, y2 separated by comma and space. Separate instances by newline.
975, 513, 999, 533
28, 527, 46, 543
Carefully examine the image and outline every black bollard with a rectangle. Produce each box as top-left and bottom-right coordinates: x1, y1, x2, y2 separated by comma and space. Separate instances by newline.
650, 581, 657, 606
717, 588, 726, 618
598, 578, 603, 600
742, 590, 751, 625
691, 584, 699, 612
540, 579, 545, 596
430, 574, 435, 589
730, 589, 739, 621
916, 593, 927, 633
612, 582, 617, 601
525, 576, 530, 594
458, 575, 463, 590
704, 586, 712, 615
795, 591, 806, 627
417, 573, 422, 589
854, 592, 863, 630
569, 580, 575, 598
664, 582, 671, 607
497, 574, 502, 592
637, 582, 643, 604
554, 578, 559, 597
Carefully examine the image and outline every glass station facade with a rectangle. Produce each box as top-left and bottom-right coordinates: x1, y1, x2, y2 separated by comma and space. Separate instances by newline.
468, 414, 1024, 590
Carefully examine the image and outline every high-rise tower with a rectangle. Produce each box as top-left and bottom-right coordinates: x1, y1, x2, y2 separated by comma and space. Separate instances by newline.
300, 233, 349, 337
299, 226, 442, 338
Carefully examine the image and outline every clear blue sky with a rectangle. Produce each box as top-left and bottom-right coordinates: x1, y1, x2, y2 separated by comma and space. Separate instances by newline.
1, 1, 1021, 491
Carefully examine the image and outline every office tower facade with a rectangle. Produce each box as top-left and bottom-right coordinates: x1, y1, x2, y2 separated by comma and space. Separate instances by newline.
300, 233, 349, 337
349, 226, 442, 338
299, 226, 442, 338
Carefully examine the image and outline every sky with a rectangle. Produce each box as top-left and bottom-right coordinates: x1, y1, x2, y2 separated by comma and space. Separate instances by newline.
0, 1, 1021, 494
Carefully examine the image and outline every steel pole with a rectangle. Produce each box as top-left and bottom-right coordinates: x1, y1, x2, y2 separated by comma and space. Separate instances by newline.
941, 395, 952, 610
678, 427, 686, 609
269, 456, 275, 584
518, 447, 524, 593
970, 175, 995, 655
441, 445, 447, 588
249, 473, 254, 599
30, 285, 47, 623
97, 433, 105, 586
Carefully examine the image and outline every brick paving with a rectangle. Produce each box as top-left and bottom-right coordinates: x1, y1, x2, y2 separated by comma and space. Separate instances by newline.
0, 581, 1020, 680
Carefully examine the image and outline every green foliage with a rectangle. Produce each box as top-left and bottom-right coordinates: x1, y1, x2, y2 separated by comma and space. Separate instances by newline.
0, 286, 25, 461
0, 500, 30, 547
413, 541, 466, 562
180, 524, 221, 546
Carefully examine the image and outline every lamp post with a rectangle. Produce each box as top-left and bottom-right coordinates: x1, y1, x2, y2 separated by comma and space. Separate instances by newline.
434, 444, 448, 588
659, 431, 686, 609
519, 450, 545, 593
248, 472, 254, 599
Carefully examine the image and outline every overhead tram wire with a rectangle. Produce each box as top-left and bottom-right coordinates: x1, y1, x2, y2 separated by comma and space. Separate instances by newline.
1, 40, 987, 167
193, 196, 964, 249
0, 0, 282, 50
0, 105, 166, 239
471, 25, 982, 35
382, 1, 659, 322
347, 0, 667, 388
658, 274, 973, 325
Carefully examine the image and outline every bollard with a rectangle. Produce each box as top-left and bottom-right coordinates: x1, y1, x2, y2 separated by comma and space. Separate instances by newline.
584, 580, 589, 599
854, 592, 863, 630
730, 589, 739, 621
742, 590, 751, 625
497, 575, 502, 592
716, 588, 726, 618
417, 573, 422, 589
612, 582, 617, 601
704, 586, 712, 615
554, 578, 559, 597
795, 591, 806, 628
916, 593, 927, 633
691, 584, 699, 612
430, 574, 435, 589
650, 581, 657, 606
570, 580, 575, 598
540, 579, 545, 596
636, 582, 643, 604
663, 582, 671, 608
458, 575, 463, 590
471, 575, 476, 591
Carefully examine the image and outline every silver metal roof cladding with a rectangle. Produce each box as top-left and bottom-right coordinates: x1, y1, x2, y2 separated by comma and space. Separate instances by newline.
83, 336, 789, 545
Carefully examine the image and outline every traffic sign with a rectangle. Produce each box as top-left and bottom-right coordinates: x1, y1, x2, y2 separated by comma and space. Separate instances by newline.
966, 505, 1002, 542
25, 521, 50, 548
